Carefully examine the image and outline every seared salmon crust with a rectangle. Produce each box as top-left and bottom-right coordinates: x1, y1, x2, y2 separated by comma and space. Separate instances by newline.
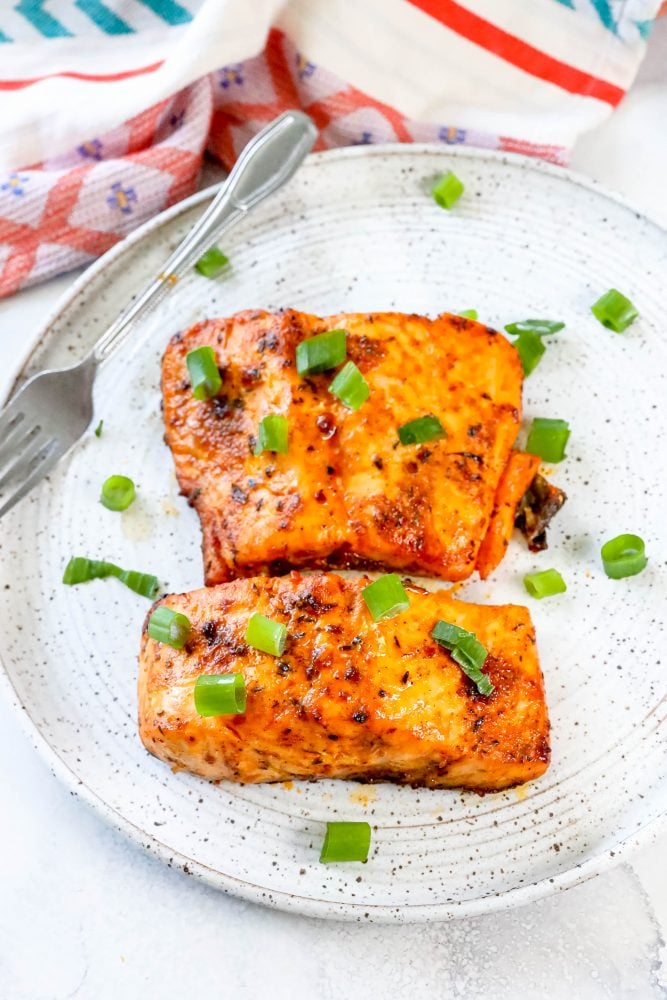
139, 572, 550, 791
162, 309, 525, 585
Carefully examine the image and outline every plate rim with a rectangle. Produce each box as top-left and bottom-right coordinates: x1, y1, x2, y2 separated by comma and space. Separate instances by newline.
1, 142, 665, 923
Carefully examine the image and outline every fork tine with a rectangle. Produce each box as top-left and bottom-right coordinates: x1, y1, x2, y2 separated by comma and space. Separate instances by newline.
0, 433, 55, 493
0, 395, 25, 441
0, 420, 37, 474
0, 439, 60, 518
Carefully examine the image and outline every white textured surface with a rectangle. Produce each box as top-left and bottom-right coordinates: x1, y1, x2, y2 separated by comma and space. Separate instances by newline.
0, 21, 666, 996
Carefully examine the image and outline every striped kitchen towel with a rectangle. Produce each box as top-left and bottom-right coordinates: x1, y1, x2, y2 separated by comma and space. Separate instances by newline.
0, 0, 660, 298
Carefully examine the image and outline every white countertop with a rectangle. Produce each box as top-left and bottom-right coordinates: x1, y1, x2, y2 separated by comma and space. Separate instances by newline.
1, 25, 666, 999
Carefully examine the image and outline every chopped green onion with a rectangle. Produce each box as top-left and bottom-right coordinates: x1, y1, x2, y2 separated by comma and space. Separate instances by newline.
523, 568, 567, 599
254, 414, 288, 455
62, 557, 158, 598
514, 329, 545, 376
296, 329, 347, 376
601, 533, 647, 579
186, 346, 222, 401
362, 574, 410, 621
194, 673, 246, 717
505, 319, 565, 337
591, 289, 638, 333
320, 821, 371, 863
100, 474, 136, 512
329, 361, 369, 411
398, 414, 446, 446
194, 246, 229, 278
432, 170, 464, 209
458, 309, 478, 320
245, 612, 287, 656
432, 620, 494, 696
94, 420, 104, 438
526, 417, 570, 463
147, 606, 192, 649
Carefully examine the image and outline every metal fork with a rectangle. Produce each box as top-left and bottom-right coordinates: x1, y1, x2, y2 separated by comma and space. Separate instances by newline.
0, 110, 317, 519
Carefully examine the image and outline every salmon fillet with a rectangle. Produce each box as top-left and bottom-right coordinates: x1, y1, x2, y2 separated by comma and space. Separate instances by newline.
138, 572, 550, 791
162, 310, 524, 585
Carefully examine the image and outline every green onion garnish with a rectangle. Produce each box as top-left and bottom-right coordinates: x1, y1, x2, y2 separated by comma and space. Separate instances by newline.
319, 821, 371, 863
601, 533, 648, 579
432, 620, 494, 696
186, 345, 222, 401
514, 329, 545, 376
432, 170, 464, 209
397, 414, 446, 446
194, 246, 229, 278
147, 606, 192, 649
329, 361, 369, 411
94, 420, 103, 438
296, 329, 347, 376
458, 309, 478, 320
526, 417, 570, 463
62, 557, 158, 598
245, 612, 287, 656
362, 574, 410, 622
254, 414, 288, 455
504, 319, 565, 337
194, 673, 246, 717
523, 568, 567, 599
100, 474, 136, 512
591, 289, 638, 332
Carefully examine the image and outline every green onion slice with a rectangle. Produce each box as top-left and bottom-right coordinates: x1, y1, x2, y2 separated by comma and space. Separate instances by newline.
526, 417, 570, 463
194, 246, 229, 278
194, 673, 246, 717
458, 309, 478, 320
398, 414, 446, 446
94, 420, 104, 438
514, 329, 545, 376
254, 414, 288, 455
601, 533, 648, 579
186, 345, 222, 401
329, 361, 370, 411
523, 568, 567, 599
245, 612, 287, 656
147, 606, 192, 649
504, 319, 565, 337
362, 574, 410, 622
432, 170, 464, 209
100, 474, 136, 512
432, 620, 494, 696
591, 289, 638, 333
320, 821, 371, 863
296, 329, 347, 376
62, 557, 158, 598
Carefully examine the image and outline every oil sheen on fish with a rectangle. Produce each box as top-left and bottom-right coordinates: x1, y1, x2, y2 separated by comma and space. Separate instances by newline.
161, 310, 526, 585
138, 572, 550, 791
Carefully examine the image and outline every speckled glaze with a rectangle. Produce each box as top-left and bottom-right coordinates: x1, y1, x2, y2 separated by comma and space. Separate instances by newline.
0, 146, 665, 922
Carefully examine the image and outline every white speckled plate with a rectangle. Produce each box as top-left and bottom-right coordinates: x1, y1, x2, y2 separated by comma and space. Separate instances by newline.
0, 146, 666, 922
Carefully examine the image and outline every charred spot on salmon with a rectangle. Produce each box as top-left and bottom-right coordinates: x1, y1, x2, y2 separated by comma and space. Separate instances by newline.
345, 666, 360, 682
326, 465, 335, 475
372, 455, 384, 470
417, 449, 431, 463
515, 473, 567, 552
202, 620, 218, 645
468, 424, 482, 437
231, 484, 248, 505
277, 662, 290, 675
352, 711, 368, 723
314, 489, 326, 503
401, 671, 409, 684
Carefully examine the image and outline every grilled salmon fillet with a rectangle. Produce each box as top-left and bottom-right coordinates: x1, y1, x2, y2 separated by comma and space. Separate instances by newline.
138, 572, 550, 790
162, 309, 525, 585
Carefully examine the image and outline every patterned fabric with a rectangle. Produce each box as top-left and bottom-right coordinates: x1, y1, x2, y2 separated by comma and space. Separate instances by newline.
0, 0, 660, 299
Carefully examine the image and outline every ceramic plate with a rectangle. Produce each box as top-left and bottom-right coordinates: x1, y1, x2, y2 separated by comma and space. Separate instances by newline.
0, 146, 665, 922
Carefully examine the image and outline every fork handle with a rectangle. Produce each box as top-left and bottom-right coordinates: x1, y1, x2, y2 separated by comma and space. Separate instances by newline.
91, 111, 317, 364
